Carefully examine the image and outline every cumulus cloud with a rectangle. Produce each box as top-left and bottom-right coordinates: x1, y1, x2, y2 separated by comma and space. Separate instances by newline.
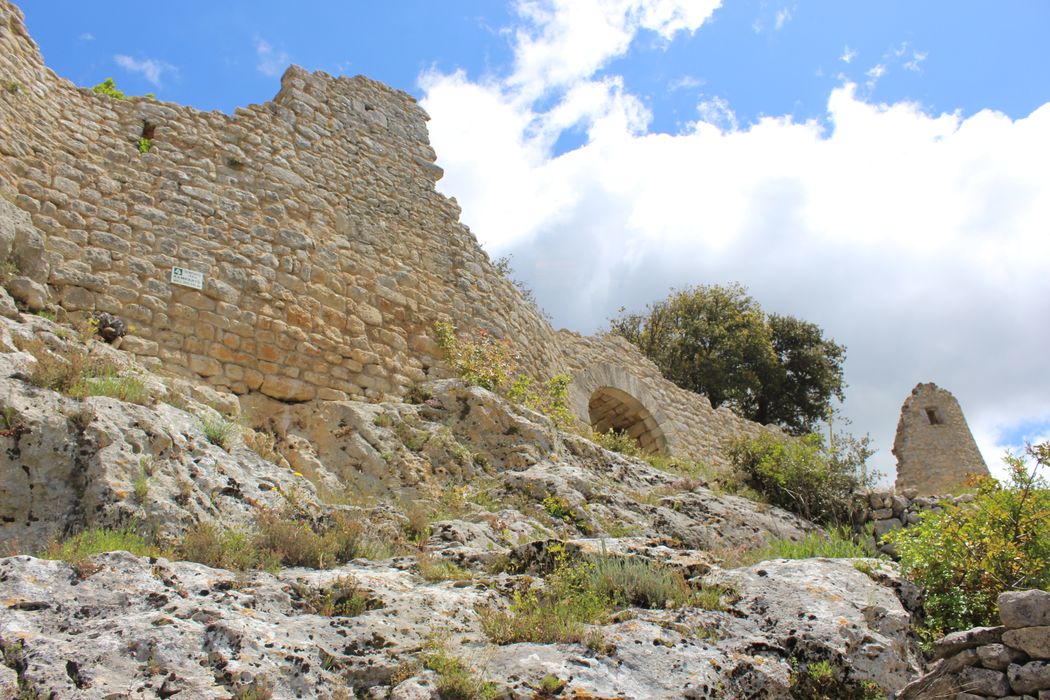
114, 55, 175, 87
840, 45, 857, 64
255, 38, 290, 78
420, 0, 1050, 482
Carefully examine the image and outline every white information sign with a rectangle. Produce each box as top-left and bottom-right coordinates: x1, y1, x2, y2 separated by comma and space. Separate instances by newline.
171, 266, 204, 290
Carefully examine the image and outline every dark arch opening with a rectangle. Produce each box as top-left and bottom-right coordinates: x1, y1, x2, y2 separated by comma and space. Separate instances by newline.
588, 386, 668, 456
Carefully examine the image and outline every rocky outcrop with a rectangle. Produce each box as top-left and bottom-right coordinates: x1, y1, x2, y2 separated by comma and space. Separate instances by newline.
0, 552, 923, 699
899, 590, 1050, 699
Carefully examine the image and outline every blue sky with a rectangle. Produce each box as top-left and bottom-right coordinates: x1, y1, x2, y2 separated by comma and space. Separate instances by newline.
16, 1, 1050, 482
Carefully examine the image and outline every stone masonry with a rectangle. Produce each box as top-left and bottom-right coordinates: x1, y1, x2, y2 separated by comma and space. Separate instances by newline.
893, 382, 989, 496
899, 589, 1050, 699
0, 0, 770, 469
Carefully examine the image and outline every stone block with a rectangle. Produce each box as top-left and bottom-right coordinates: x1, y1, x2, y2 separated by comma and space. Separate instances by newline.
958, 666, 1010, 696
1008, 662, 1050, 694
874, 517, 902, 538
935, 627, 1006, 661
1003, 628, 1050, 660
260, 375, 316, 402
188, 353, 221, 377
6, 275, 48, 311
1000, 591, 1050, 629
980, 643, 1030, 671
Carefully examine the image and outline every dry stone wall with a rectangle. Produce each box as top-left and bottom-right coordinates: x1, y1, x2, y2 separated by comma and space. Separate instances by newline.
899, 590, 1050, 699
0, 0, 773, 469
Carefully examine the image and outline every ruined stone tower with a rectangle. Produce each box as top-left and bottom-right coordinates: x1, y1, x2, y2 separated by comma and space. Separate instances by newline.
893, 382, 989, 496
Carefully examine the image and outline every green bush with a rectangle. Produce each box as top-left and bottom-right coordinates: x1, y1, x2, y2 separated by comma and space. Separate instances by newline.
92, 77, 125, 100
884, 442, 1050, 642
789, 658, 885, 700
727, 431, 874, 526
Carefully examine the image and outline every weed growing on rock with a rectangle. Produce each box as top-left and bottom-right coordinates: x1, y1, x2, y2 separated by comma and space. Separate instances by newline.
417, 553, 472, 582
884, 442, 1050, 642
422, 638, 499, 700
199, 412, 240, 451
480, 545, 720, 646
789, 658, 885, 700
83, 370, 152, 405
137, 137, 152, 154
292, 575, 378, 617
42, 526, 162, 563
178, 523, 280, 572
132, 468, 149, 502
593, 428, 641, 456
91, 77, 125, 100
2, 79, 21, 94
537, 674, 566, 695
743, 527, 876, 565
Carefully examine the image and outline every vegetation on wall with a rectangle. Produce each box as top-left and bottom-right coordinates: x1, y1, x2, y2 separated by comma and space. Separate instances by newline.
434, 321, 573, 429
609, 283, 846, 435
884, 442, 1050, 642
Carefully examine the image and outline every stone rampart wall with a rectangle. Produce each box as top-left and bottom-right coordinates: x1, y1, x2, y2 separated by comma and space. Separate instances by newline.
0, 0, 773, 469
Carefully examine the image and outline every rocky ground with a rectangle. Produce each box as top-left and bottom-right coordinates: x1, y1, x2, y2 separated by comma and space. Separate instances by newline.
0, 305, 927, 698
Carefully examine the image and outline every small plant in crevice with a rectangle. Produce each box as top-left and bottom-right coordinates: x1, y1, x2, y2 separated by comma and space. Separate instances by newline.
91, 77, 126, 100
2, 79, 21, 94
421, 637, 499, 700
788, 657, 885, 700
199, 412, 240, 451
137, 137, 152, 154
291, 575, 379, 617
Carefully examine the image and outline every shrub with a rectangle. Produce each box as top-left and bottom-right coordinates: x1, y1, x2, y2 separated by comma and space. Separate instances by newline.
91, 77, 125, 100
592, 428, 641, 456
434, 321, 574, 430
137, 137, 152, 154
884, 442, 1050, 642
727, 431, 874, 526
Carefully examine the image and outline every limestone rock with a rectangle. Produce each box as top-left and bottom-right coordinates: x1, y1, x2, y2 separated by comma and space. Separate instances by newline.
1001, 590, 1050, 629
1009, 661, 1050, 695
4, 275, 47, 311
1004, 628, 1050, 659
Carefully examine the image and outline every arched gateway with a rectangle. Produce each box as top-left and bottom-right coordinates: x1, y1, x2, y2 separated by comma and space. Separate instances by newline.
569, 363, 674, 456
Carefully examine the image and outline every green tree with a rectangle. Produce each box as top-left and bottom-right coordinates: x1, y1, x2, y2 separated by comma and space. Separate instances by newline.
609, 283, 845, 434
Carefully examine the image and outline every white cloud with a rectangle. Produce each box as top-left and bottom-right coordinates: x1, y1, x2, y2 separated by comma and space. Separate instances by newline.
79, 32, 94, 42
775, 7, 793, 31
114, 55, 175, 87
904, 50, 928, 73
255, 38, 290, 78
668, 75, 703, 91
840, 45, 857, 64
420, 0, 1050, 483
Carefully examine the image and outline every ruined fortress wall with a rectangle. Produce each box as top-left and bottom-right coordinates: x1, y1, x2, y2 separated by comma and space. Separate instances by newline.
0, 0, 771, 469
0, 1, 564, 403
893, 383, 989, 496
